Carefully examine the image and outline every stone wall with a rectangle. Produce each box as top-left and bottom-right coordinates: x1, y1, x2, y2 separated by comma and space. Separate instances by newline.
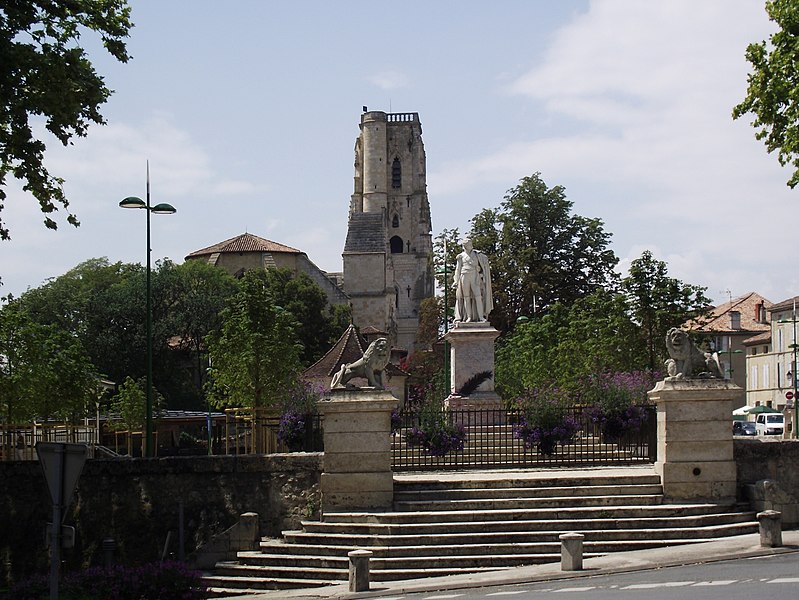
0, 453, 322, 586
735, 437, 799, 525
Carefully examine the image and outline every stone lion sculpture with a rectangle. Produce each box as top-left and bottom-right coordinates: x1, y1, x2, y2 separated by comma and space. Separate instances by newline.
664, 327, 723, 379
331, 337, 390, 389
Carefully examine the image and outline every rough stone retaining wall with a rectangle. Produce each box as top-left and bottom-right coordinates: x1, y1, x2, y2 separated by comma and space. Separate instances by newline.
735, 438, 799, 525
0, 453, 322, 586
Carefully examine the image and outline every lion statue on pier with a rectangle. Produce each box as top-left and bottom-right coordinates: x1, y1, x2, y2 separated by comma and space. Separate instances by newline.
331, 337, 390, 389
664, 327, 723, 379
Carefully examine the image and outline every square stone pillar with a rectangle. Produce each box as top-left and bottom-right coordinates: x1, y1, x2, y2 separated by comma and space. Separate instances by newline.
443, 322, 502, 412
648, 378, 743, 502
319, 389, 396, 513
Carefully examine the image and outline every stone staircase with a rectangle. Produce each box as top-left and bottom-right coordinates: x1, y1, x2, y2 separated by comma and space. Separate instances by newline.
202, 468, 759, 596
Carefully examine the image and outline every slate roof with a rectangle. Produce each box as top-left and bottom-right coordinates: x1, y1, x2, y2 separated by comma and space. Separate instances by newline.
185, 232, 302, 259
343, 213, 385, 253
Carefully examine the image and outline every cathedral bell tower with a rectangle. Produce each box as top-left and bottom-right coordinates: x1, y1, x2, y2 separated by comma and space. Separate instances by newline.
342, 111, 434, 353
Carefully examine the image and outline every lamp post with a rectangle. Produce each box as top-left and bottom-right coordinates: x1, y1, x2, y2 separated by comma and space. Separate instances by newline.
119, 162, 176, 457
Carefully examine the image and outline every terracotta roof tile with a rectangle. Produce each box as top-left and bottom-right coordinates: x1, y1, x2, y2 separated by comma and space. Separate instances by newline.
185, 232, 302, 259
685, 292, 772, 333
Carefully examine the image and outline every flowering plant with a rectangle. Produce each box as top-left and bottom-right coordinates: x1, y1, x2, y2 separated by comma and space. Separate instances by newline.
404, 401, 466, 456
581, 371, 657, 443
512, 385, 580, 455
277, 409, 306, 450
278, 380, 323, 451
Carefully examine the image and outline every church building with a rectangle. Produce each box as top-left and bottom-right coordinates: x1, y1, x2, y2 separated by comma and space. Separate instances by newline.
342, 110, 434, 352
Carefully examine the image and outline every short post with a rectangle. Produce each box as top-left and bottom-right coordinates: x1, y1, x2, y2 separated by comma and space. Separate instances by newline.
348, 549, 373, 592
102, 538, 116, 567
559, 532, 584, 571
757, 510, 783, 547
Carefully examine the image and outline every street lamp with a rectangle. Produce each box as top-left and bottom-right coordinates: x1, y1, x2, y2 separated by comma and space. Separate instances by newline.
119, 162, 176, 457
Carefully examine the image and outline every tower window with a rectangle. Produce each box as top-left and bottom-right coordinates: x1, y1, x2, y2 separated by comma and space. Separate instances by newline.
390, 236, 404, 253
392, 158, 401, 188
392, 214, 399, 228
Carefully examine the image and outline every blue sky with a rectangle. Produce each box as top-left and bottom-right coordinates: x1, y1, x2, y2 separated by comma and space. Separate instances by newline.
1, 0, 794, 306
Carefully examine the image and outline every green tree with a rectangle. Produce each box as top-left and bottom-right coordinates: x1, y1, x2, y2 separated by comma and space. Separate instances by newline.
256, 268, 350, 365
206, 270, 303, 409
733, 0, 799, 187
0, 302, 95, 424
621, 250, 711, 370
469, 173, 619, 333
0, 1, 133, 240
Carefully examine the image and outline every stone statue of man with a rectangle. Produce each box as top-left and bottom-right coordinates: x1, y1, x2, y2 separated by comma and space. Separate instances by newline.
452, 238, 493, 323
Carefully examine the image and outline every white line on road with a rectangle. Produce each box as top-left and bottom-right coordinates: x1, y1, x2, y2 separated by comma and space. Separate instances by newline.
769, 577, 799, 584
553, 586, 596, 592
486, 592, 528, 596
692, 580, 737, 586
621, 581, 694, 589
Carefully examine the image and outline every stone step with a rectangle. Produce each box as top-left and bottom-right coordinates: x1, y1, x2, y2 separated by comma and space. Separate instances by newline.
202, 573, 333, 591
282, 521, 758, 549
320, 501, 741, 524
300, 511, 757, 536
393, 473, 663, 491
392, 493, 664, 512
393, 484, 664, 501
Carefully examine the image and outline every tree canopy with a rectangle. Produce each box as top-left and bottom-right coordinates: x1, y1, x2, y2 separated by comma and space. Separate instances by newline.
468, 173, 619, 333
0, 0, 132, 240
733, 0, 799, 187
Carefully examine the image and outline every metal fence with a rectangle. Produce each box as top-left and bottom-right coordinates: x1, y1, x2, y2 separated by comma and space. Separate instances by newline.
391, 405, 657, 471
0, 424, 98, 461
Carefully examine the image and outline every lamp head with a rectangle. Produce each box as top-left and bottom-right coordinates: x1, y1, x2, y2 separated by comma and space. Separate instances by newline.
151, 203, 177, 215
119, 196, 146, 209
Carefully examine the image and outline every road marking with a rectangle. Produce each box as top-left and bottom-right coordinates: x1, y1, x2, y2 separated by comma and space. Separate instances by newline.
769, 577, 799, 584
424, 595, 465, 599
553, 586, 596, 592
621, 581, 694, 589
486, 592, 527, 596
692, 580, 737, 586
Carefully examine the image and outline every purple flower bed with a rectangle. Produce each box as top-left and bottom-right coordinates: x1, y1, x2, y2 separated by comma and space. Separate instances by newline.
514, 413, 581, 455
405, 422, 466, 456
277, 409, 306, 449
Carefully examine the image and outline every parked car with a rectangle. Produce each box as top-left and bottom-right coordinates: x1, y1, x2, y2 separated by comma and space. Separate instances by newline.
755, 413, 784, 436
733, 421, 756, 436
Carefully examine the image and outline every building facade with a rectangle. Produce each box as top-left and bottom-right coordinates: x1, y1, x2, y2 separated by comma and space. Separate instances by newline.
342, 111, 434, 352
744, 295, 799, 411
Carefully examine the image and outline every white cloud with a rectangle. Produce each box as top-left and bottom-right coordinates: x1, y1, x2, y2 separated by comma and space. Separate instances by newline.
369, 70, 410, 90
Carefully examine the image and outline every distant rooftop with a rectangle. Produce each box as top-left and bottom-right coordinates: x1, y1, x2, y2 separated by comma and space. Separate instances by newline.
186, 232, 302, 259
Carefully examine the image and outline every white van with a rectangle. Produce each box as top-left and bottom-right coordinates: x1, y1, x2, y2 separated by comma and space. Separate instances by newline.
755, 413, 784, 436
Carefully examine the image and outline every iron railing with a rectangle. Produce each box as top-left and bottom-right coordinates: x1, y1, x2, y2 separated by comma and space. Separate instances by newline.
391, 405, 657, 471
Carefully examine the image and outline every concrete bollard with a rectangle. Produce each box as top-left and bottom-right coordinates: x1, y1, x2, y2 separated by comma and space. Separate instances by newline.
757, 510, 783, 547
348, 549, 373, 592
559, 532, 584, 571
102, 538, 116, 567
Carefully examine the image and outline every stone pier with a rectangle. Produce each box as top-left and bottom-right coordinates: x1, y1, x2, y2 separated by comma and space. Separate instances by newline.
319, 388, 396, 512
648, 378, 743, 502
443, 322, 502, 413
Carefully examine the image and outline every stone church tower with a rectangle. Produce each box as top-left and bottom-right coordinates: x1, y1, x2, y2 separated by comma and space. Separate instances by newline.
343, 111, 434, 353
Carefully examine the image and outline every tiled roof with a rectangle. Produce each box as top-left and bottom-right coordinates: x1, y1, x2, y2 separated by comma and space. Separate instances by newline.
685, 292, 772, 333
768, 295, 799, 313
185, 233, 302, 259
742, 330, 771, 346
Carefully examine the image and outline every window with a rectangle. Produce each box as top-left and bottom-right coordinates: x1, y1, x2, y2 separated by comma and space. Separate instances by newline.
390, 236, 404, 253
392, 158, 401, 188
751, 365, 758, 389
392, 214, 399, 228
763, 364, 770, 388
730, 311, 741, 329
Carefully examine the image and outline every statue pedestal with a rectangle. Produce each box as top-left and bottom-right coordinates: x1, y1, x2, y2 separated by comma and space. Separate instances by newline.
319, 389, 396, 513
648, 378, 743, 502
443, 323, 503, 419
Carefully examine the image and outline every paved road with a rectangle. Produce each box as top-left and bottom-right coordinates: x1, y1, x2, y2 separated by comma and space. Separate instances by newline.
394, 554, 799, 600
